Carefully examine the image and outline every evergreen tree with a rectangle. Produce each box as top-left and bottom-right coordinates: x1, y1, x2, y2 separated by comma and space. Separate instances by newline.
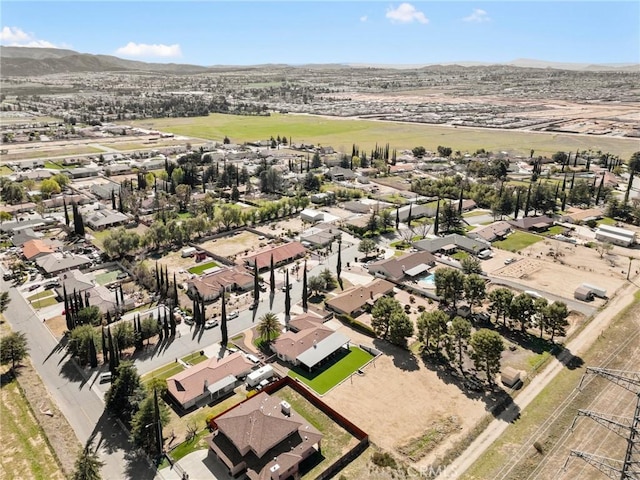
64, 198, 70, 226
284, 269, 291, 318
220, 288, 228, 346
72, 437, 104, 480
88, 335, 98, 368
434, 199, 440, 236
336, 238, 342, 281
253, 261, 260, 306
104, 361, 145, 426
302, 261, 308, 311
269, 254, 275, 293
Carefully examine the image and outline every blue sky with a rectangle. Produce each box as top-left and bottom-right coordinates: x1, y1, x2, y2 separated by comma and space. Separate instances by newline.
1, 2, 638, 65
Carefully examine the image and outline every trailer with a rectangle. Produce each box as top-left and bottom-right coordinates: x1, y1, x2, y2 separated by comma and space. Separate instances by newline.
181, 247, 197, 258
246, 365, 274, 388
581, 283, 607, 298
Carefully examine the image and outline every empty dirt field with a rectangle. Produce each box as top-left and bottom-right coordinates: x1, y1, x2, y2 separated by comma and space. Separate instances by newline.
489, 240, 633, 300
321, 328, 499, 469
198, 230, 264, 260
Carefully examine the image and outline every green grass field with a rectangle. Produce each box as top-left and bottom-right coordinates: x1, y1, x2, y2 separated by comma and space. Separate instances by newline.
0, 165, 14, 175
182, 351, 208, 365
493, 231, 544, 252
44, 161, 63, 170
188, 261, 219, 275
597, 216, 617, 226
31, 297, 59, 309
288, 346, 374, 395
142, 351, 210, 386
127, 113, 639, 158
93, 269, 122, 286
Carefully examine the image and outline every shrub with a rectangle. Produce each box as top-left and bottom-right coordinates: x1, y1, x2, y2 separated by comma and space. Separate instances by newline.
409, 296, 415, 304
372, 451, 397, 469
335, 314, 376, 337
418, 305, 426, 312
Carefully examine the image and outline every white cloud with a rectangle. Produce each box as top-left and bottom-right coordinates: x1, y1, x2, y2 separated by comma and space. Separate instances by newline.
386, 3, 429, 24
115, 42, 182, 58
360, 15, 368, 22
0, 26, 60, 48
463, 9, 491, 23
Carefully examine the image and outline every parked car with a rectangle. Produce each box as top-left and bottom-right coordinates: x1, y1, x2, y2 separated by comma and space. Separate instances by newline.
249, 303, 256, 310
183, 316, 194, 325
204, 319, 219, 329
228, 311, 239, 320
504, 258, 517, 265
98, 372, 112, 384
28, 283, 40, 291
281, 284, 292, 292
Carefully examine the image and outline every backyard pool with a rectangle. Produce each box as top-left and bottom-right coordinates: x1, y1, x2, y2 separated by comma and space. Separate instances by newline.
417, 273, 436, 288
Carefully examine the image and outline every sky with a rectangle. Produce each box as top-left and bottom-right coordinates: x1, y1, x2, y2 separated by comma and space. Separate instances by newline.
1, 1, 639, 66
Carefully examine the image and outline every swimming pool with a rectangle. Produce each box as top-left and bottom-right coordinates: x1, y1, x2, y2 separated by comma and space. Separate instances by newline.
417, 273, 436, 286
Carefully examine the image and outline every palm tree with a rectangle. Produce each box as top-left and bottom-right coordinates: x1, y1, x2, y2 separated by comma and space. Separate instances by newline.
257, 312, 280, 344
72, 437, 104, 480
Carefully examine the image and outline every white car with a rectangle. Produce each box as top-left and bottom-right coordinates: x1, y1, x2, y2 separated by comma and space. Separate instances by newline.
204, 319, 219, 329
228, 311, 239, 320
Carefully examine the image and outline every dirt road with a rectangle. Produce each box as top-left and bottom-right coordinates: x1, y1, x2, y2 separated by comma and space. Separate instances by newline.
442, 278, 640, 479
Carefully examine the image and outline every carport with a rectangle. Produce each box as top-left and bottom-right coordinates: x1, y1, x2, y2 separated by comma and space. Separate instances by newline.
297, 332, 350, 371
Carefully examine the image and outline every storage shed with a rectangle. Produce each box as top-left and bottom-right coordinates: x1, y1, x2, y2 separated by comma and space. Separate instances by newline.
501, 367, 522, 388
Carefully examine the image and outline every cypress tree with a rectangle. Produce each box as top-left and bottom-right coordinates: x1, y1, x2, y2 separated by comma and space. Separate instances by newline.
253, 261, 260, 305
407, 202, 413, 228
270, 254, 275, 293
101, 327, 108, 363
162, 309, 169, 338
458, 187, 464, 215
595, 174, 605, 205
513, 189, 521, 220
434, 199, 440, 236
169, 309, 176, 337
395, 207, 400, 230
111, 190, 116, 210
302, 260, 308, 311
284, 269, 291, 318
524, 184, 532, 217
336, 239, 342, 281
88, 336, 98, 368
63, 198, 70, 227
220, 288, 228, 347
173, 273, 179, 305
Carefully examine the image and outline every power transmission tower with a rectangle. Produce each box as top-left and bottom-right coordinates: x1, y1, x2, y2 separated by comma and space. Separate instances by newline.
563, 367, 640, 480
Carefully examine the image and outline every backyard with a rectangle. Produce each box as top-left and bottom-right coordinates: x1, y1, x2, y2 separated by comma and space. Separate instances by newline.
493, 231, 544, 252
288, 346, 374, 395
187, 261, 219, 275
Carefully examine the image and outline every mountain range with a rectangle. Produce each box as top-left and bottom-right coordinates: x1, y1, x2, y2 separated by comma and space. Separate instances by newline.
1, 46, 638, 77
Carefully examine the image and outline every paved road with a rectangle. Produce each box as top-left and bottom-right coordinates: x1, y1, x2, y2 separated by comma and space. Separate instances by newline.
440, 278, 640, 479
1, 270, 156, 480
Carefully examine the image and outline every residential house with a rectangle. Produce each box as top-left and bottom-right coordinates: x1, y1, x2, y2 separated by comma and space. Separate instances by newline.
207, 391, 323, 480
187, 266, 254, 302
62, 167, 101, 179
91, 183, 121, 201
560, 207, 604, 224
43, 194, 89, 209
300, 209, 324, 224
36, 252, 92, 275
244, 242, 307, 272
397, 203, 434, 222
414, 234, 491, 255
508, 215, 554, 232
11, 228, 42, 247
342, 200, 372, 214
22, 239, 55, 260
287, 313, 326, 333
299, 224, 341, 248
367, 251, 437, 282
325, 279, 395, 317
271, 324, 350, 370
166, 352, 254, 410
468, 221, 513, 242
452, 199, 477, 212
325, 167, 356, 182
85, 209, 129, 230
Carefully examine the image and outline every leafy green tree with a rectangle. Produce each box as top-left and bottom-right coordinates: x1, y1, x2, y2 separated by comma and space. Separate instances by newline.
544, 301, 570, 341
533, 297, 549, 338
0, 180, 25, 204
434, 267, 465, 308
130, 393, 170, 455
103, 228, 141, 259
464, 274, 486, 310
488, 288, 514, 326
112, 321, 136, 350
388, 310, 414, 347
104, 361, 145, 425
40, 178, 61, 198
72, 438, 104, 480
320, 268, 337, 290
417, 310, 449, 352
371, 296, 403, 339
0, 291, 10, 314
412, 146, 426, 158
140, 316, 160, 344
68, 325, 101, 366
0, 210, 12, 225
257, 312, 280, 343
437, 146, 452, 157
470, 329, 504, 384
358, 238, 377, 258
77, 306, 102, 326
311, 152, 322, 169
448, 316, 472, 372
439, 202, 463, 233
510, 293, 536, 333
461, 256, 482, 275
0, 331, 28, 371
308, 276, 324, 296
303, 172, 321, 192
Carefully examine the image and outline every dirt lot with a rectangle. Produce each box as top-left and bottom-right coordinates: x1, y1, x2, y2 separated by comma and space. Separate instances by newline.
253, 217, 306, 239
198, 230, 264, 260
486, 239, 634, 300
321, 326, 495, 468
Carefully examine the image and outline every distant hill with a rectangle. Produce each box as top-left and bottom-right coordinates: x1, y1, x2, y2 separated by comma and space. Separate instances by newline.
0, 46, 211, 76
1, 46, 638, 76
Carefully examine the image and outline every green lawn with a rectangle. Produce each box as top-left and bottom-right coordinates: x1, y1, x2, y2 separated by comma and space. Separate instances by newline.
188, 261, 219, 275
597, 216, 617, 226
182, 351, 208, 365
94, 270, 122, 286
451, 251, 469, 260
462, 210, 489, 218
27, 289, 55, 301
127, 113, 639, 158
0, 165, 14, 175
493, 231, 544, 252
288, 346, 374, 395
31, 297, 59, 309
44, 161, 63, 170
142, 362, 185, 386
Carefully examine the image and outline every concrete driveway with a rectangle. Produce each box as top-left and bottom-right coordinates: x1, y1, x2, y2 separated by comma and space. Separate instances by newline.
157, 450, 234, 480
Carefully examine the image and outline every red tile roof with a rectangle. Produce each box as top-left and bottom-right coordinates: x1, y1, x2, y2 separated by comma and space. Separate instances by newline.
22, 239, 54, 260
244, 242, 307, 270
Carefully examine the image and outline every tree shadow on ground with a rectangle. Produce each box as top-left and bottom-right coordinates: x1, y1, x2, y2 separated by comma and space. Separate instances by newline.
499, 326, 584, 370
372, 339, 419, 372
418, 349, 521, 422
91, 409, 156, 480
43, 335, 68, 364
58, 357, 91, 390
0, 369, 21, 387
